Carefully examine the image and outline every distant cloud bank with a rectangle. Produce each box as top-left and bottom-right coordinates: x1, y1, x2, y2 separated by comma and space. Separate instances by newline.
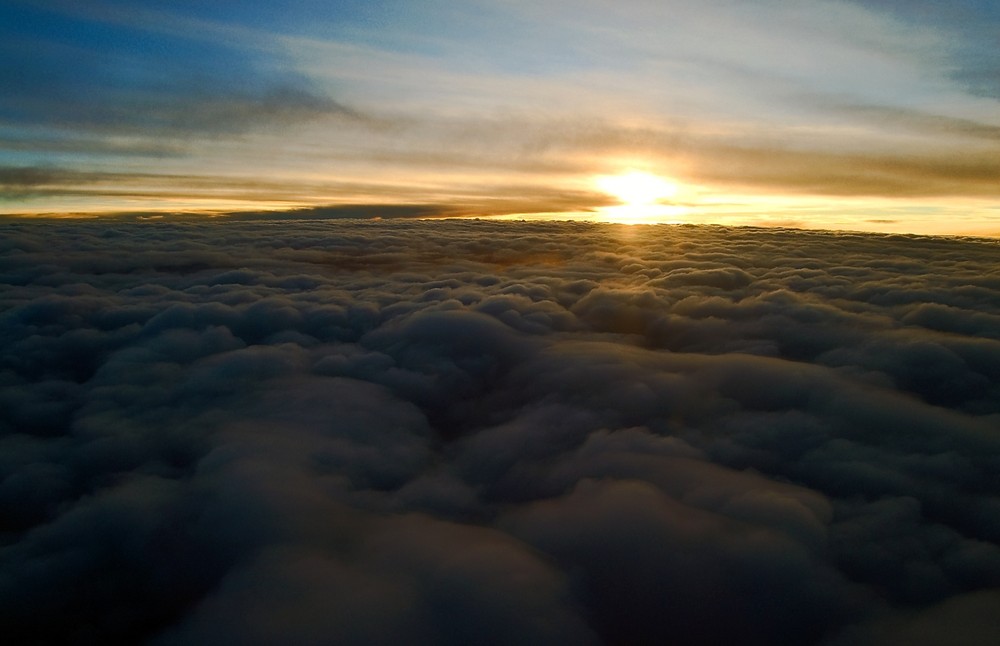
2, 220, 999, 644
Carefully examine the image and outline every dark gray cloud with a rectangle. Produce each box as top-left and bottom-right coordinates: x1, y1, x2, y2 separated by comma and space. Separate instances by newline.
684, 144, 1000, 198
826, 102, 1000, 142
1, 219, 999, 644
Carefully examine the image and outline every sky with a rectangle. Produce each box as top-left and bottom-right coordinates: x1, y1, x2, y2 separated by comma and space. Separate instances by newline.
5, 3, 1000, 641
2, 0, 1000, 235
3, 219, 1000, 644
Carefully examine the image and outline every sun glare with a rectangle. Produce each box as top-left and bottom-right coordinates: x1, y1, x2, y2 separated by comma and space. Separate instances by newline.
596, 171, 678, 207
592, 170, 685, 224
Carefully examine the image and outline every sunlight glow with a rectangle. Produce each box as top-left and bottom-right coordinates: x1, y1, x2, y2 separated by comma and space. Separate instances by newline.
591, 170, 685, 224
596, 171, 678, 207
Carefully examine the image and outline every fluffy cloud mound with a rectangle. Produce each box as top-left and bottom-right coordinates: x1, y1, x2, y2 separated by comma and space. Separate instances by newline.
2, 219, 999, 645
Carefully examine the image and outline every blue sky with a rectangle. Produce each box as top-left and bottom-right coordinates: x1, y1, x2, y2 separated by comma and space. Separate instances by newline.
2, 0, 1000, 234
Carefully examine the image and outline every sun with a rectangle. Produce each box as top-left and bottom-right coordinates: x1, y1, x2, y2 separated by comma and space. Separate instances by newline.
596, 170, 678, 207
591, 170, 685, 224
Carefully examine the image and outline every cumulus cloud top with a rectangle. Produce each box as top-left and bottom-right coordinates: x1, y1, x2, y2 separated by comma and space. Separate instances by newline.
2, 219, 999, 644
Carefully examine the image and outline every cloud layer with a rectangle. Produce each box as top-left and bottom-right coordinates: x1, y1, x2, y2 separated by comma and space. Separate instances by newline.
2, 219, 1000, 644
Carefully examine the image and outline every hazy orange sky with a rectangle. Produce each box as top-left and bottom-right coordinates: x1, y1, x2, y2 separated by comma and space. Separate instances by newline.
3, 0, 1000, 235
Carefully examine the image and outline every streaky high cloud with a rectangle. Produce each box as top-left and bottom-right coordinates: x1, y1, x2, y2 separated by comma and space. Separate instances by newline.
2, 0, 1000, 233
2, 219, 999, 644
0, 1, 348, 134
